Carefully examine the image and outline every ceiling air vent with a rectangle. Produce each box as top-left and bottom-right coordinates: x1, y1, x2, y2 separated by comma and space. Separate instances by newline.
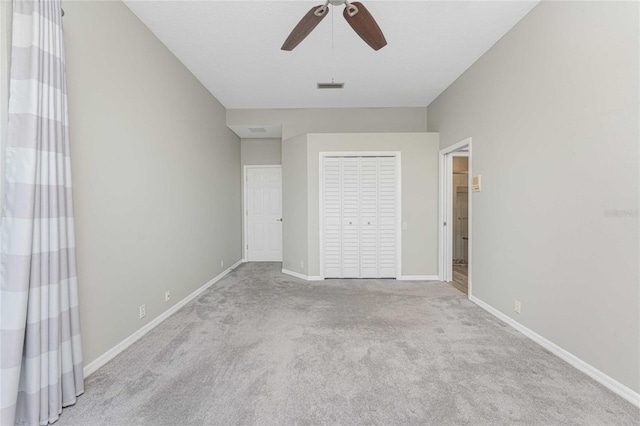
317, 82, 344, 89
248, 127, 266, 133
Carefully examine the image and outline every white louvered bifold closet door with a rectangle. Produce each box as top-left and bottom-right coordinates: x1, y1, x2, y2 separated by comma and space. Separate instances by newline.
377, 157, 397, 278
322, 156, 397, 279
341, 158, 361, 278
359, 158, 379, 278
323, 158, 342, 278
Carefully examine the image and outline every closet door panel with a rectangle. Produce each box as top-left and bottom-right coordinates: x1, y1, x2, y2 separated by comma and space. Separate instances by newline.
341, 158, 360, 278
359, 157, 379, 278
323, 158, 342, 278
378, 157, 397, 278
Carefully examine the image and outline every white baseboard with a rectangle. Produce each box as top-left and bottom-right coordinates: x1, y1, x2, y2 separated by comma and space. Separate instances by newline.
469, 295, 640, 408
232, 259, 246, 269
398, 275, 439, 281
281, 268, 305, 280
83, 259, 245, 378
283, 269, 439, 282
281, 269, 324, 281
281, 268, 323, 281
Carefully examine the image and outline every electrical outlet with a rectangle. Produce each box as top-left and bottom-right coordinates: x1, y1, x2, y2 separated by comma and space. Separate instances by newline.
139, 304, 146, 319
220, 260, 224, 269
514, 300, 521, 314
300, 260, 304, 270
165, 291, 171, 303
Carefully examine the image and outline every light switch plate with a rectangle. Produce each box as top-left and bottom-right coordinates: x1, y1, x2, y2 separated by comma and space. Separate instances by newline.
472, 175, 482, 192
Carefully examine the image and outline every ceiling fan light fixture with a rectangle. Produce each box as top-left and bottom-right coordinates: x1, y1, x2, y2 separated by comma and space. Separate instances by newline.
317, 82, 345, 89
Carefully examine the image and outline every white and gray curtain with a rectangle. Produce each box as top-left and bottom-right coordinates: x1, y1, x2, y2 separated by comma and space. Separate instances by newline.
0, 1, 84, 425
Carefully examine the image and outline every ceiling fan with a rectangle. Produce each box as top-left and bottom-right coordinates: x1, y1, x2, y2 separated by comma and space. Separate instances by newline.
281, 0, 387, 51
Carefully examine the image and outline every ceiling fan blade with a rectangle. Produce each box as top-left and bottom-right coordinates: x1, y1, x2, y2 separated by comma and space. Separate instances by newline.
343, 2, 387, 51
281, 5, 328, 51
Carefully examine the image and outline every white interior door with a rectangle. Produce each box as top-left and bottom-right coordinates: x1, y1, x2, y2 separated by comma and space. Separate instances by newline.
247, 167, 282, 261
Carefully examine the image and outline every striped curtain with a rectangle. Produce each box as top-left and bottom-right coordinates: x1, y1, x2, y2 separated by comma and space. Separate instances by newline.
0, 1, 84, 425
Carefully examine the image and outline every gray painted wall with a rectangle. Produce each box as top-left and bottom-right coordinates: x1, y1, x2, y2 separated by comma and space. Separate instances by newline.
281, 135, 308, 275
228, 107, 428, 140
241, 138, 282, 166
428, 1, 639, 392
63, 0, 241, 365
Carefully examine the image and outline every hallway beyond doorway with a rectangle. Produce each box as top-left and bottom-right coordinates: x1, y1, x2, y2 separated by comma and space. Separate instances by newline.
450, 264, 468, 294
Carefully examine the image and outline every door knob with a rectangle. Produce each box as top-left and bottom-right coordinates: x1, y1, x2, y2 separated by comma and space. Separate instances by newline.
276, 218, 283, 222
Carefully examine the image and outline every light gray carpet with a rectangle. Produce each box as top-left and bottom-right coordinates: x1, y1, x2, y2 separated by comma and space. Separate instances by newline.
58, 262, 638, 425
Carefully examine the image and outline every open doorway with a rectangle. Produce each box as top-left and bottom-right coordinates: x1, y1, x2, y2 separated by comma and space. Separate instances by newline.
451, 155, 469, 293
439, 138, 472, 296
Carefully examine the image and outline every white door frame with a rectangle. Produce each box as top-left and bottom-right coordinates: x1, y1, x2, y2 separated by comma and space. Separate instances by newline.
319, 151, 402, 280
243, 165, 282, 262
439, 138, 473, 296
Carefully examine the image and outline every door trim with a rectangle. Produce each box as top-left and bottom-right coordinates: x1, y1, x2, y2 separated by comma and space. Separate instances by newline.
243, 165, 282, 262
438, 138, 472, 297
318, 151, 402, 280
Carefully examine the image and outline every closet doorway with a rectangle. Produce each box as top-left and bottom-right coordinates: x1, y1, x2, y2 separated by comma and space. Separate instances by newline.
319, 152, 402, 279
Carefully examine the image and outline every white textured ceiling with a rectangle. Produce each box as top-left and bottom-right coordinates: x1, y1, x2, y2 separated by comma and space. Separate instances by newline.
123, 0, 538, 109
